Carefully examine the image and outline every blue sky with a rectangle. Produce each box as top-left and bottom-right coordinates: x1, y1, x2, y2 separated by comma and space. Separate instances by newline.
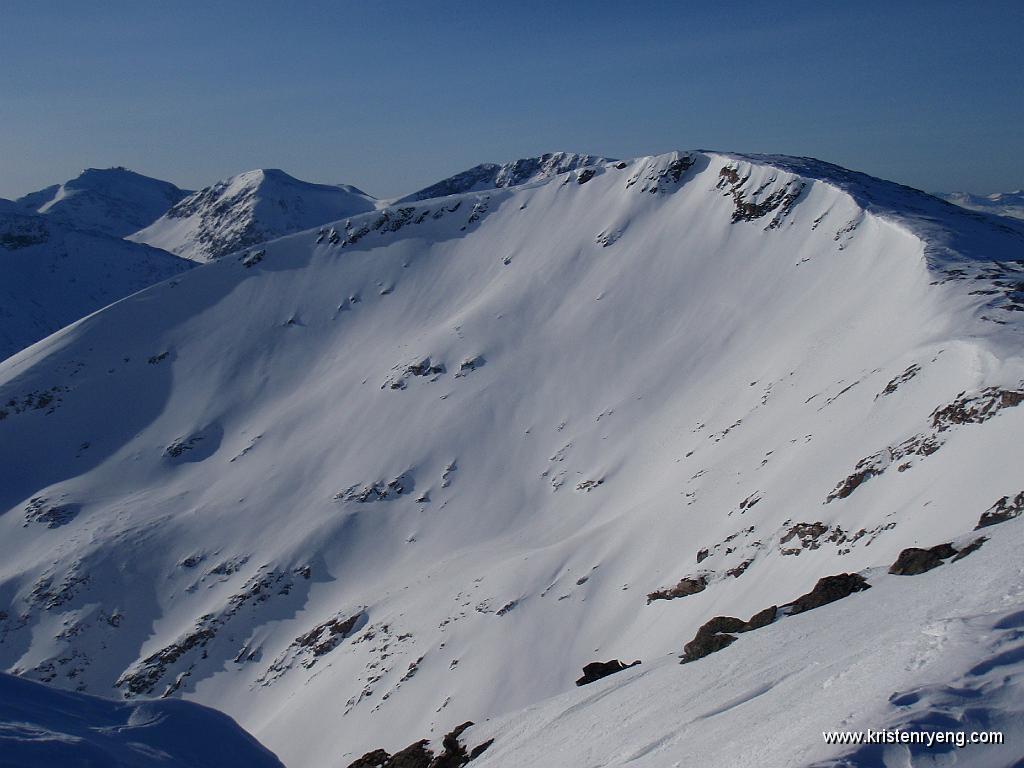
1, 1, 1021, 198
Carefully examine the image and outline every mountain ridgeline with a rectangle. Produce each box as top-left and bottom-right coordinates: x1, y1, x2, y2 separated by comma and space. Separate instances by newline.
130, 169, 377, 262
16, 167, 191, 238
1, 151, 1023, 767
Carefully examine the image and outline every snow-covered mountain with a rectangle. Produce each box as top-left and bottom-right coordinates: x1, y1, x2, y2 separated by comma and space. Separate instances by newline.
16, 167, 190, 238
939, 189, 1024, 220
397, 151, 612, 202
0, 671, 284, 767
1, 151, 1023, 768
130, 169, 376, 262
0, 201, 193, 362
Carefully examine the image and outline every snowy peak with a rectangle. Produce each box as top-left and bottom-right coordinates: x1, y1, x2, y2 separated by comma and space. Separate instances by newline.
16, 167, 190, 237
130, 168, 377, 262
398, 151, 613, 202
713, 151, 1024, 268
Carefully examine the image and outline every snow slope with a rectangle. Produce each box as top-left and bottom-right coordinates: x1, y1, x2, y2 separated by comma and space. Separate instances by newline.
1, 151, 1022, 767
468, 516, 1024, 768
16, 168, 190, 238
396, 151, 612, 202
129, 169, 376, 262
0, 671, 284, 767
939, 190, 1024, 221
0, 202, 193, 362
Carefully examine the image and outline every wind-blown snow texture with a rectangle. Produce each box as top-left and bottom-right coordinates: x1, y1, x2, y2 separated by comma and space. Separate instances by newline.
0, 671, 284, 767
0, 201, 193, 362
1, 151, 1023, 767
130, 169, 376, 262
16, 167, 190, 238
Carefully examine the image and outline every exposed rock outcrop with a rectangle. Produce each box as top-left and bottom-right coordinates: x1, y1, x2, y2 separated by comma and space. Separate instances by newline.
976, 491, 1024, 528
827, 384, 1024, 502
680, 608, 777, 664
783, 573, 870, 615
889, 538, 986, 575
680, 573, 869, 664
575, 659, 641, 686
888, 544, 959, 575
647, 575, 708, 603
335, 472, 415, 503
23, 497, 80, 528
344, 722, 492, 768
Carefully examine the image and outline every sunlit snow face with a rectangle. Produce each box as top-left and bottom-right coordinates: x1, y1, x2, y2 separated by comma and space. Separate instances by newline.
1, 150, 1023, 768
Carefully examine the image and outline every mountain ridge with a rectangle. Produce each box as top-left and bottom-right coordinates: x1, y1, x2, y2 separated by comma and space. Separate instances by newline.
16, 167, 190, 238
1, 150, 1021, 767
129, 168, 377, 262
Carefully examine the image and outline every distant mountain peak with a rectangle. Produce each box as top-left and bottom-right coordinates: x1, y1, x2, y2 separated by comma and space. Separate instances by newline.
213, 168, 370, 198
17, 168, 189, 237
936, 189, 1024, 220
130, 169, 377, 262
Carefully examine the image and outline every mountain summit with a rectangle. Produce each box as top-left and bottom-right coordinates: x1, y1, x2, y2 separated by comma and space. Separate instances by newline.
17, 167, 190, 237
130, 169, 376, 261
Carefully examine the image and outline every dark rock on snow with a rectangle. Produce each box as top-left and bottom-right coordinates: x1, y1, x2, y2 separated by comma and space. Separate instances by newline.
744, 605, 779, 630
952, 537, 987, 561
976, 491, 1024, 529
783, 573, 871, 615
575, 659, 641, 687
345, 722, 492, 768
679, 538, 990, 667
680, 573, 870, 664
888, 543, 958, 575
347, 748, 394, 768
646, 575, 707, 603
680, 608, 778, 664
889, 537, 987, 575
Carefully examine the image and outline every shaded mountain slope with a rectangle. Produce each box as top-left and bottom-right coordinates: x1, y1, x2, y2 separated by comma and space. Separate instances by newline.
0, 203, 193, 362
0, 671, 284, 768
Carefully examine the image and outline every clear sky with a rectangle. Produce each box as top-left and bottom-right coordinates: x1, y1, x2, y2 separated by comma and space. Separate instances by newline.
1, 0, 1021, 199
